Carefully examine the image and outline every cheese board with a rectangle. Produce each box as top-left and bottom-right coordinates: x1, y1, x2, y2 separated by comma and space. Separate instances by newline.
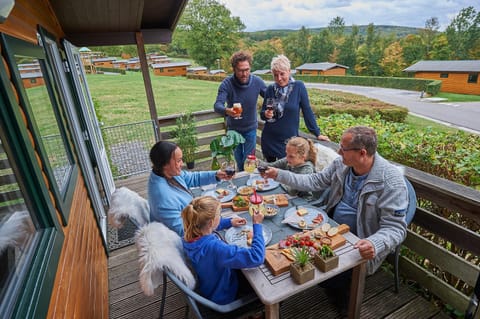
221, 193, 289, 211
265, 224, 350, 276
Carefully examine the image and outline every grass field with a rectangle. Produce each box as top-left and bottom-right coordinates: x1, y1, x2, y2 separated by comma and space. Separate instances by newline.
86, 71, 469, 133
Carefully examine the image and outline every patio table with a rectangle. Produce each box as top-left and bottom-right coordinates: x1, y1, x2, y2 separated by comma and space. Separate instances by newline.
193, 172, 367, 319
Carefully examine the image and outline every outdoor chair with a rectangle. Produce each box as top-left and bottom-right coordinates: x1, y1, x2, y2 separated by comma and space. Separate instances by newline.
135, 222, 261, 319
392, 177, 417, 293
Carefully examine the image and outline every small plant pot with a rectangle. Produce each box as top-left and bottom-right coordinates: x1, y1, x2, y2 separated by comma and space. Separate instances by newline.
314, 253, 339, 272
186, 161, 195, 169
290, 262, 315, 284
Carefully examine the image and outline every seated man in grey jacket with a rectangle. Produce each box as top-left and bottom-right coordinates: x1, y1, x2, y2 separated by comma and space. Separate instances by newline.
262, 126, 408, 313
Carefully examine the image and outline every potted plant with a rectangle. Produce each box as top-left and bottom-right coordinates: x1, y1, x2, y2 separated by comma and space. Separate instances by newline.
289, 247, 315, 284
314, 244, 339, 272
209, 130, 245, 170
172, 112, 198, 169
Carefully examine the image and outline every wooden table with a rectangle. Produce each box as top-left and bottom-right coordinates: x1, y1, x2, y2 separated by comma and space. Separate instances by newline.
196, 173, 367, 319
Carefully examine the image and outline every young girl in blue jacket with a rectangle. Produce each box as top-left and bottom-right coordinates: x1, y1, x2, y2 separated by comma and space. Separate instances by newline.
182, 196, 265, 305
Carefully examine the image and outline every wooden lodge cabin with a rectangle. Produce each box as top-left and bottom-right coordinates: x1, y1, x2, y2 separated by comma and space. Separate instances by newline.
91, 57, 117, 69
0, 0, 188, 318
404, 60, 480, 95
20, 71, 45, 89
296, 62, 349, 76
112, 59, 128, 70
187, 66, 208, 75
152, 61, 191, 76
127, 58, 141, 71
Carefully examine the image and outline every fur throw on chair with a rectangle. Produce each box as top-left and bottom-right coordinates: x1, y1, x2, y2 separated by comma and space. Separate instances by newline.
108, 187, 149, 229
315, 143, 340, 171
0, 211, 34, 255
136, 222, 196, 296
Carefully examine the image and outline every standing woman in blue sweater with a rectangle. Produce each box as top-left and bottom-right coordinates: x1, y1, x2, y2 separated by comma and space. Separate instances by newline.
214, 51, 266, 170
182, 196, 265, 305
260, 55, 329, 162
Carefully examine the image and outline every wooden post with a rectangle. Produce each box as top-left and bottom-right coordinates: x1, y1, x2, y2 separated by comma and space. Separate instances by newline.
135, 31, 161, 141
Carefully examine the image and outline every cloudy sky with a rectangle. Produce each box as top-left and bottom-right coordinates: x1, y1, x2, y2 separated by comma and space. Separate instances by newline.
220, 0, 479, 32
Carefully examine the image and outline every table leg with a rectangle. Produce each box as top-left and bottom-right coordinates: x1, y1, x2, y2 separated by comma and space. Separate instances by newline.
264, 303, 280, 319
348, 262, 366, 319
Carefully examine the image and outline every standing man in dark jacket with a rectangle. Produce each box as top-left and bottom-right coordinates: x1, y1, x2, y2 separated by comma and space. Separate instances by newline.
214, 51, 266, 171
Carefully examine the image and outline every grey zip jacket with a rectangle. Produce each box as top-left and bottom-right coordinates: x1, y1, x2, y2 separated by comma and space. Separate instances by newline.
276, 153, 408, 274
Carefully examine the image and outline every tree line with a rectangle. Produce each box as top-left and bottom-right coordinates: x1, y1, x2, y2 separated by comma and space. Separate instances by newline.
89, 0, 479, 78
170, 0, 479, 77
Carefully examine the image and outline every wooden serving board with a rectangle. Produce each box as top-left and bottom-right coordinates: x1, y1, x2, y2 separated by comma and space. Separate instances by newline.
265, 224, 350, 276
221, 194, 289, 212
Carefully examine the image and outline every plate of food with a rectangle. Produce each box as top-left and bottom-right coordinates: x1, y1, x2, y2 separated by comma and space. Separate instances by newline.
237, 185, 255, 196
225, 225, 272, 248
282, 205, 329, 230
203, 187, 236, 203
246, 176, 279, 191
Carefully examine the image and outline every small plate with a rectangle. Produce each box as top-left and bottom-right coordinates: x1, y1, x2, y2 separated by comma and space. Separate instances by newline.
202, 187, 236, 203
264, 204, 280, 218
225, 225, 272, 248
246, 176, 279, 191
283, 205, 328, 230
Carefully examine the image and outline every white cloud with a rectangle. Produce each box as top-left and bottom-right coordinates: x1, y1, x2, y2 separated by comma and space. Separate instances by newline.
219, 0, 479, 31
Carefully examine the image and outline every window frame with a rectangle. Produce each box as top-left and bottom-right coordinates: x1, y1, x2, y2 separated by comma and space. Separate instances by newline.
0, 33, 78, 225
467, 73, 478, 84
0, 36, 64, 318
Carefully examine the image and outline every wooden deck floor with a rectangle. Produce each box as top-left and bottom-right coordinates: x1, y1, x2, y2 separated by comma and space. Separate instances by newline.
109, 173, 451, 319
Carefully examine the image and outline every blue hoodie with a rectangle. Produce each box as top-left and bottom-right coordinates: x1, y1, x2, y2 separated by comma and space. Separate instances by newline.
182, 223, 265, 304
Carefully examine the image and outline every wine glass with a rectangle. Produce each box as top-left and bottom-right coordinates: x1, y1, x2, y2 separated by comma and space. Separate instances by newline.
221, 160, 237, 189
232, 102, 243, 120
265, 98, 275, 122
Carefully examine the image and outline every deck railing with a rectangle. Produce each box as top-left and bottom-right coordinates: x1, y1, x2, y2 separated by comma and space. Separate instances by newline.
101, 110, 480, 314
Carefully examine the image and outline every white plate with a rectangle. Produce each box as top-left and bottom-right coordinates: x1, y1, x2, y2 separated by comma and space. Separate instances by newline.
225, 225, 272, 248
246, 176, 279, 191
283, 205, 329, 230
202, 187, 236, 203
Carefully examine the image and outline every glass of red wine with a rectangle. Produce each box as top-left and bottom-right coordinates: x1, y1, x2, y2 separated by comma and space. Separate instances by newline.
221, 161, 236, 188
265, 98, 275, 122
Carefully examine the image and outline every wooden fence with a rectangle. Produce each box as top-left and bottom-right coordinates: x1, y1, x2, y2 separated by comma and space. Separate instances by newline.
156, 109, 480, 313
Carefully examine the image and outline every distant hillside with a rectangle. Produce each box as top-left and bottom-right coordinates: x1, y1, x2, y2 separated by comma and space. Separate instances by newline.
245, 25, 422, 41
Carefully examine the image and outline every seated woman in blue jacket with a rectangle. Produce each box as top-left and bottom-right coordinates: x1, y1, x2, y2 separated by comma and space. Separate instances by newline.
182, 196, 265, 305
148, 141, 245, 237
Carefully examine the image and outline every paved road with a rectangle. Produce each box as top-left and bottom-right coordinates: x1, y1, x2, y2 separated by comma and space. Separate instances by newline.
304, 83, 480, 134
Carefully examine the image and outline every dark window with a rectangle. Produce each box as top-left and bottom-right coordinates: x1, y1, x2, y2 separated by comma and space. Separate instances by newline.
440, 73, 448, 78
468, 73, 478, 83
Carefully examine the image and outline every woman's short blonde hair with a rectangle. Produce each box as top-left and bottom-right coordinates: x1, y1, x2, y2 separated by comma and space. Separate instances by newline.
271, 54, 291, 72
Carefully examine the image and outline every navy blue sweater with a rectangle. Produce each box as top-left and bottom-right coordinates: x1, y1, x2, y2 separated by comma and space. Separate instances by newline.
214, 74, 266, 133
260, 80, 321, 158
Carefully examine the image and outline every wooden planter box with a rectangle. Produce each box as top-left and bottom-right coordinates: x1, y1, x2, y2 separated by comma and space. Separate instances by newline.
290, 262, 315, 284
314, 253, 339, 272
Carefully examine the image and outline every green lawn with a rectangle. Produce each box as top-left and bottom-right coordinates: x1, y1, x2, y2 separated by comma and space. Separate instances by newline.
436, 92, 480, 102
86, 71, 472, 132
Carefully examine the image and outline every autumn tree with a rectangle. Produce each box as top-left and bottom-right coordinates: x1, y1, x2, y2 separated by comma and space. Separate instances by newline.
381, 41, 406, 76
176, 0, 245, 68
283, 26, 310, 67
355, 24, 383, 75
309, 29, 334, 63
420, 17, 440, 59
429, 34, 452, 60
445, 6, 480, 59
338, 25, 359, 72
401, 34, 426, 65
